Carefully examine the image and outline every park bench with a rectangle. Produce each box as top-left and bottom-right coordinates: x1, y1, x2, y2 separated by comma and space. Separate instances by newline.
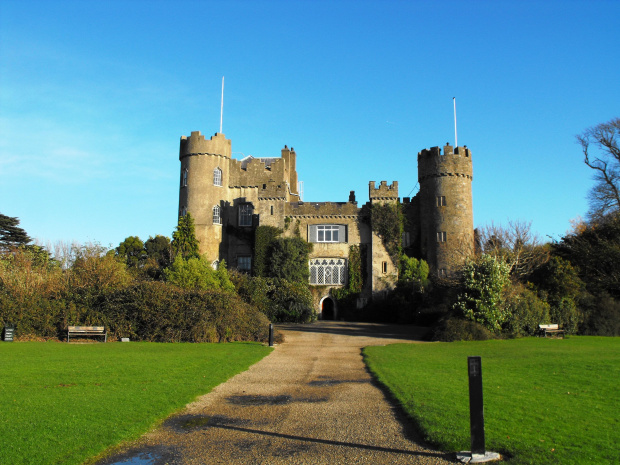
67, 326, 107, 343
538, 324, 565, 338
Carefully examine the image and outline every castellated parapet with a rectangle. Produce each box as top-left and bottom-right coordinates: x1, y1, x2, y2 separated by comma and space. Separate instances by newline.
369, 181, 399, 201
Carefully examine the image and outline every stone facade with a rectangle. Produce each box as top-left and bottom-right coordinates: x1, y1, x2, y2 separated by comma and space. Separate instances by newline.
178, 132, 474, 318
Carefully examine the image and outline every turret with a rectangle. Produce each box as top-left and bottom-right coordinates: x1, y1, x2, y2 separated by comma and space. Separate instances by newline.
178, 132, 232, 262
417, 143, 474, 276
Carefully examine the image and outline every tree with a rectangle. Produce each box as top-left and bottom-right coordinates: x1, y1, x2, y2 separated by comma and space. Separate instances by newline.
0, 213, 31, 250
164, 255, 234, 292
116, 236, 146, 267
171, 213, 200, 259
576, 117, 620, 221
268, 237, 313, 283
477, 220, 549, 280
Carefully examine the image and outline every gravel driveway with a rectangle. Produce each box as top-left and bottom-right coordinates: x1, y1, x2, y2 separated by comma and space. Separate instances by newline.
98, 321, 457, 464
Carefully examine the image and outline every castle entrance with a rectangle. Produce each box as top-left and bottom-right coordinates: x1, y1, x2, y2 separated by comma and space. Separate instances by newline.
321, 297, 335, 320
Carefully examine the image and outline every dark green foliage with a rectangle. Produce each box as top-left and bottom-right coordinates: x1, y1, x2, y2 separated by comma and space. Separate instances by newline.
98, 282, 270, 342
371, 203, 404, 264
231, 273, 316, 323
268, 237, 312, 282
502, 284, 551, 337
269, 279, 315, 323
0, 213, 31, 249
347, 245, 364, 293
553, 213, 620, 298
253, 226, 282, 277
580, 292, 620, 336
144, 235, 172, 267
431, 317, 492, 342
171, 213, 200, 259
116, 236, 146, 267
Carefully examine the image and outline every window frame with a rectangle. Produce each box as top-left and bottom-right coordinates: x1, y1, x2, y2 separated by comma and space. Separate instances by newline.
213, 205, 221, 225
182, 168, 188, 187
239, 204, 253, 227
316, 225, 340, 243
237, 255, 252, 272
437, 231, 447, 243
213, 167, 222, 187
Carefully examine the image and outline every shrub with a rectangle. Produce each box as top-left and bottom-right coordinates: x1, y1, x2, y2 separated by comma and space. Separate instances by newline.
164, 255, 235, 292
503, 284, 550, 337
580, 293, 620, 336
432, 317, 492, 342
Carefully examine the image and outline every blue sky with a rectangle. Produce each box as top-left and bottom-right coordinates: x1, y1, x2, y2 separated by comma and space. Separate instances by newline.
1, 0, 619, 249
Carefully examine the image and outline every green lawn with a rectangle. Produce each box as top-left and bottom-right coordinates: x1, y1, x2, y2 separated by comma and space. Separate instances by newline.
0, 341, 272, 465
364, 337, 619, 465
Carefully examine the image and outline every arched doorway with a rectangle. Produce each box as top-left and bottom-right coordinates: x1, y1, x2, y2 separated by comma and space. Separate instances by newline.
320, 297, 335, 320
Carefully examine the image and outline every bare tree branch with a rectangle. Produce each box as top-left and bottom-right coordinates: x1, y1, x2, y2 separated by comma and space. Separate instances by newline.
577, 117, 620, 221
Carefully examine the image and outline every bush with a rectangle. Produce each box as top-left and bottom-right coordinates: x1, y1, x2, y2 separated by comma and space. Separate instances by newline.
164, 255, 235, 292
432, 317, 493, 342
503, 284, 550, 337
580, 293, 620, 336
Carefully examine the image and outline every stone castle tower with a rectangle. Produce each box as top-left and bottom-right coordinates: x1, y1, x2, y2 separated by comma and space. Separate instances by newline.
417, 143, 474, 275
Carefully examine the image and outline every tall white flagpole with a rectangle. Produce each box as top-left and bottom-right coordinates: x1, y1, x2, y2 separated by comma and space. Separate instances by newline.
220, 76, 225, 134
453, 97, 458, 148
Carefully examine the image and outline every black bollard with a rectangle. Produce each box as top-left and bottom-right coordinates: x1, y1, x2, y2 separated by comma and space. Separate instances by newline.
468, 356, 485, 455
269, 324, 274, 347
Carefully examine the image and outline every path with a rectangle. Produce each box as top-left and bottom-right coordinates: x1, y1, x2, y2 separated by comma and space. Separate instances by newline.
98, 322, 457, 464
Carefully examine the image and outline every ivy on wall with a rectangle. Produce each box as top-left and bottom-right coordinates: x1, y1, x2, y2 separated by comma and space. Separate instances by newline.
371, 203, 404, 265
253, 226, 282, 277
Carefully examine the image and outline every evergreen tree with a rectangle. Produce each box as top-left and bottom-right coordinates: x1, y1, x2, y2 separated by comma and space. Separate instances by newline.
171, 213, 200, 259
0, 213, 32, 250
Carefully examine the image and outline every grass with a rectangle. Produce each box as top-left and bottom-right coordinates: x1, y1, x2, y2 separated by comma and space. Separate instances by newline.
0, 341, 272, 465
363, 337, 620, 465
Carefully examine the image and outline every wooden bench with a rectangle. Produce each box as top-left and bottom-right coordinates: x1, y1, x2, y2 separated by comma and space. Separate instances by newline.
67, 326, 107, 343
538, 324, 565, 338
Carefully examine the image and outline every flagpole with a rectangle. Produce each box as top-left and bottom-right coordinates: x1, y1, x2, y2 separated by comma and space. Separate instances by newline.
453, 97, 458, 148
220, 76, 224, 134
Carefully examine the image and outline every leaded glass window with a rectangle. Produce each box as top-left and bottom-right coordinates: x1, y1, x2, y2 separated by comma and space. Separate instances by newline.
308, 258, 347, 285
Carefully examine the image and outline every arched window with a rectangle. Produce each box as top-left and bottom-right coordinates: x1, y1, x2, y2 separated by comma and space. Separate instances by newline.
181, 168, 188, 187
213, 167, 222, 186
213, 205, 221, 225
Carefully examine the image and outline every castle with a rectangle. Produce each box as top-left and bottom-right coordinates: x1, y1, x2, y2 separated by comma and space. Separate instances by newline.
178, 131, 474, 319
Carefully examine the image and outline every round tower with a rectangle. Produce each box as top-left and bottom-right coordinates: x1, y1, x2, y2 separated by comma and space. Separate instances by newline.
179, 131, 231, 262
417, 143, 474, 276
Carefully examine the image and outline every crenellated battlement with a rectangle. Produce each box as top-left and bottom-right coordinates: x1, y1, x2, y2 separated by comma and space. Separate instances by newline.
179, 131, 232, 160
369, 181, 399, 200
418, 143, 473, 182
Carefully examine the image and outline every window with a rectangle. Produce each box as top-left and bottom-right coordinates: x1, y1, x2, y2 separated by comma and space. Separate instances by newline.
180, 206, 187, 217
309, 258, 347, 285
270, 205, 274, 215
181, 168, 188, 187
237, 256, 251, 272
382, 261, 388, 274
239, 204, 253, 226
436, 195, 446, 207
437, 231, 447, 242
402, 232, 410, 247
438, 268, 447, 278
211, 260, 219, 270
213, 205, 221, 225
308, 224, 346, 243
213, 167, 222, 186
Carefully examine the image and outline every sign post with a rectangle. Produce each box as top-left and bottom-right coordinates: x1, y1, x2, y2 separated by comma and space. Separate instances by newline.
457, 357, 501, 463
268, 324, 274, 347
3, 325, 15, 342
